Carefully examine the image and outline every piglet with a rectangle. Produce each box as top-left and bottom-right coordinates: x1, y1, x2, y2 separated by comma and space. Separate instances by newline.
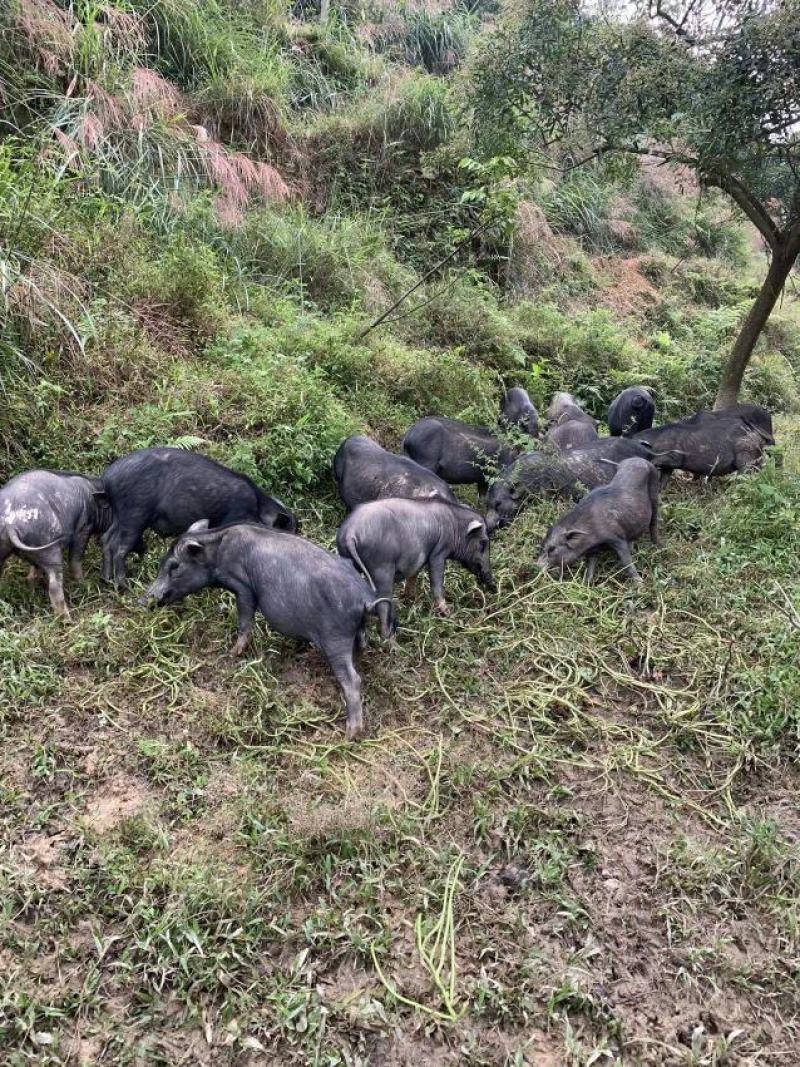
537, 457, 659, 583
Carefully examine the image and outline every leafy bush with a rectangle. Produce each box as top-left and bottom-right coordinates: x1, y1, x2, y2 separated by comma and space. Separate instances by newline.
121, 234, 228, 339
228, 207, 412, 310
540, 172, 618, 253
304, 70, 455, 202
407, 273, 525, 369
743, 350, 799, 413
512, 302, 636, 412
396, 9, 477, 75
288, 22, 377, 111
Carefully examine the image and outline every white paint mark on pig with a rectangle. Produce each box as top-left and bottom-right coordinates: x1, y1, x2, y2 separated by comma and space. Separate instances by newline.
2, 502, 41, 525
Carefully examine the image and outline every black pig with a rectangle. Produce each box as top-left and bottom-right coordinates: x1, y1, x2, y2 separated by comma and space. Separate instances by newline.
101, 447, 296, 585
688, 404, 774, 444
334, 435, 456, 512
537, 457, 659, 583
141, 521, 387, 740
546, 392, 597, 428
634, 415, 769, 480
500, 387, 539, 437
547, 419, 599, 452
337, 497, 494, 635
608, 387, 655, 437
485, 438, 652, 531
402, 417, 518, 497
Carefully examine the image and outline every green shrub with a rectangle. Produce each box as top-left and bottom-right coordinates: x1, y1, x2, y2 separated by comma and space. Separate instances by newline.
743, 350, 799, 413
288, 23, 377, 111
761, 312, 800, 378
512, 302, 636, 412
204, 324, 360, 489
305, 70, 455, 193
408, 273, 526, 369
229, 207, 412, 310
121, 234, 227, 339
392, 9, 478, 75
540, 172, 617, 253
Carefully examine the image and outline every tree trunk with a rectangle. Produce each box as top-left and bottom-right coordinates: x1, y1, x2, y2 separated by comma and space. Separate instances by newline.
714, 229, 800, 409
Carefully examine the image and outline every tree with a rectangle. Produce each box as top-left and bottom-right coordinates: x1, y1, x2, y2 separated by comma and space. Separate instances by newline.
469, 0, 800, 408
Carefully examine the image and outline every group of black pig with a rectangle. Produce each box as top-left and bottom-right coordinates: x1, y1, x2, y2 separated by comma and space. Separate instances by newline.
0, 385, 774, 738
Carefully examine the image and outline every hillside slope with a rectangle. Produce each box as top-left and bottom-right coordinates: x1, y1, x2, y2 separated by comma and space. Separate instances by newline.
2, 2, 800, 1064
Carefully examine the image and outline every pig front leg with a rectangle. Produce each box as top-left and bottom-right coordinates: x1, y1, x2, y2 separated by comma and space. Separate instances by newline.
231, 587, 257, 656
609, 538, 641, 583
584, 553, 598, 584
427, 553, 448, 615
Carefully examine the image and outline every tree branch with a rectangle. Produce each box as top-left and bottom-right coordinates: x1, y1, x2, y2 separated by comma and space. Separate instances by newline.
708, 171, 780, 250
552, 138, 784, 249
650, 0, 698, 45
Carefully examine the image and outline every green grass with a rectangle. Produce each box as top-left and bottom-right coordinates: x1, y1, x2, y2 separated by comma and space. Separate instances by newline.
2, 0, 800, 1060
1, 435, 799, 1064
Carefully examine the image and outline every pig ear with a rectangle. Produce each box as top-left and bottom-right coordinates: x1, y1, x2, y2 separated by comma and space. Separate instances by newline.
182, 539, 205, 558
565, 529, 583, 543
187, 519, 210, 533
466, 519, 484, 537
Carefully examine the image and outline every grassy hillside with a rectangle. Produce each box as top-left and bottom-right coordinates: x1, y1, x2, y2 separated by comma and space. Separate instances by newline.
2, 1, 800, 1063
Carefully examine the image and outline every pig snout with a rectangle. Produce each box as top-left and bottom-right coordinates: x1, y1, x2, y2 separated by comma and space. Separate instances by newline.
485, 509, 500, 535
139, 579, 168, 607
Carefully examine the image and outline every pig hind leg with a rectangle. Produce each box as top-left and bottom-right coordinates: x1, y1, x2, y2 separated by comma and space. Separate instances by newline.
370, 564, 397, 638
103, 522, 143, 586
31, 545, 70, 617
69, 527, 93, 581
46, 567, 70, 618
324, 639, 365, 740
647, 467, 661, 546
